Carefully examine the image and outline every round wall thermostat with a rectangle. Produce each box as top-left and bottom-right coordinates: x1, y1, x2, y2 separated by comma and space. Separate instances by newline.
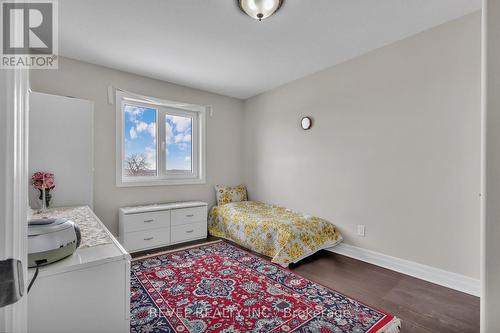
301, 116, 312, 130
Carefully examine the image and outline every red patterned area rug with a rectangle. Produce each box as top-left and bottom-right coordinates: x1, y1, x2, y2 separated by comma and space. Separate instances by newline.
130, 241, 401, 333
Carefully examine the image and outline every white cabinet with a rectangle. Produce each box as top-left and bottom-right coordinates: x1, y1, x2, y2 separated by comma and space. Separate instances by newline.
28, 208, 130, 333
171, 222, 207, 243
119, 201, 208, 252
121, 210, 171, 233
124, 228, 171, 251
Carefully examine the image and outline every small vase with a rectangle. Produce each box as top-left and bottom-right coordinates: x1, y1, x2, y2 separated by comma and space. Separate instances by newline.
38, 189, 52, 212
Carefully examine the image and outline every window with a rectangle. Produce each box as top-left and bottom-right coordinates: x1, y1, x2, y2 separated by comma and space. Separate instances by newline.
116, 90, 206, 186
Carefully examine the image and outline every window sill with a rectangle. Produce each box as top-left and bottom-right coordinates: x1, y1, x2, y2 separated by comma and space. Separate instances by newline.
116, 178, 206, 187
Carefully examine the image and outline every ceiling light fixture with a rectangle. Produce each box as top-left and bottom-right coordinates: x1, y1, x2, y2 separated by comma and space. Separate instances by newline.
238, 0, 284, 21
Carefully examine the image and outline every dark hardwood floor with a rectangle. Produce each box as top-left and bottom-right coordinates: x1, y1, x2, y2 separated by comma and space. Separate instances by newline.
291, 251, 480, 333
133, 238, 480, 333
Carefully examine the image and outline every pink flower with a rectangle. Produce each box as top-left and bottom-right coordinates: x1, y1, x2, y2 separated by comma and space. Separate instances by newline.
32, 172, 44, 182
31, 171, 56, 190
45, 178, 55, 189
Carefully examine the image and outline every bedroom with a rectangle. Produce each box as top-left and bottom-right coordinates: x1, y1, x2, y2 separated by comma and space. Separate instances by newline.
1, 0, 500, 332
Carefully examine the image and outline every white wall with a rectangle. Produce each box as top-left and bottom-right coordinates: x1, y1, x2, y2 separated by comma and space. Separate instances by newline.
483, 1, 500, 331
29, 92, 94, 209
244, 13, 481, 278
0, 64, 7, 333
30, 57, 245, 235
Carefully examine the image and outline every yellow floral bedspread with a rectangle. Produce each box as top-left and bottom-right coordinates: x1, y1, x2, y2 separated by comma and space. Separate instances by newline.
208, 201, 343, 267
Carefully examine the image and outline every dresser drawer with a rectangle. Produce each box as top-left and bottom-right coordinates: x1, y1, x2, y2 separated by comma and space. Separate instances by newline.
171, 222, 206, 243
121, 210, 170, 233
171, 206, 207, 226
124, 228, 170, 251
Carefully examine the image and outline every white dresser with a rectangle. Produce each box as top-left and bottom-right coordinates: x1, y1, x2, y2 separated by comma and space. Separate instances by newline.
119, 201, 208, 252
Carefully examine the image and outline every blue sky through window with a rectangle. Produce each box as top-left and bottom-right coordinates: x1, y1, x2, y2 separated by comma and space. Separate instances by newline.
124, 104, 193, 175
124, 104, 157, 175
166, 115, 192, 171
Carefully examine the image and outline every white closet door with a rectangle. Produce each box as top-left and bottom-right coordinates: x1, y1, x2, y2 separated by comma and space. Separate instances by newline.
29, 92, 94, 209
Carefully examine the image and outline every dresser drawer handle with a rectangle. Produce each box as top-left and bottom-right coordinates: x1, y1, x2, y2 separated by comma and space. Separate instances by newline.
143, 219, 154, 223
144, 237, 154, 241
186, 230, 194, 233
185, 214, 194, 217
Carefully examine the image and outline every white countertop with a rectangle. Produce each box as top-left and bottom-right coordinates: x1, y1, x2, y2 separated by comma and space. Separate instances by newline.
29, 206, 130, 279
119, 201, 208, 214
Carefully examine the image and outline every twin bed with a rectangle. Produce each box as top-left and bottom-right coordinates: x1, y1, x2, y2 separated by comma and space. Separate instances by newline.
208, 192, 343, 266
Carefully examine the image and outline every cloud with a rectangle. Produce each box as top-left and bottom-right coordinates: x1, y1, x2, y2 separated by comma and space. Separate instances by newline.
130, 121, 156, 140
174, 117, 191, 133
167, 115, 192, 133
129, 127, 137, 139
165, 114, 192, 149
124, 105, 145, 122
147, 123, 155, 138
174, 133, 191, 143
166, 121, 174, 144
144, 146, 156, 168
185, 156, 191, 161
136, 121, 148, 132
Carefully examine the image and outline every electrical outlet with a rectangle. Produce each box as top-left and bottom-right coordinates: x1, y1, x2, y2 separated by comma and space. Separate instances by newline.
357, 225, 366, 237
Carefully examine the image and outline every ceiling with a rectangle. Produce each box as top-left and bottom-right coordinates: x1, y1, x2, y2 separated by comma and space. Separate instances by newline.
59, 0, 481, 99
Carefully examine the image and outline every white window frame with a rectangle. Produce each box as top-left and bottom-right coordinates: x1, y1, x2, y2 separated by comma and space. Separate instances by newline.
115, 90, 206, 187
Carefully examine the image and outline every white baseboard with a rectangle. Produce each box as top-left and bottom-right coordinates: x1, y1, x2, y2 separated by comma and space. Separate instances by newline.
327, 243, 480, 297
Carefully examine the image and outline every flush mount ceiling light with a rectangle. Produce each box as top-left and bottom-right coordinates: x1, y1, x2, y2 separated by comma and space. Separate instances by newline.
238, 0, 284, 21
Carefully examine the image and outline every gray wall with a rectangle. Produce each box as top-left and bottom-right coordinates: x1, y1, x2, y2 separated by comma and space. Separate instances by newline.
31, 57, 245, 235
244, 13, 481, 278
483, 0, 500, 330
